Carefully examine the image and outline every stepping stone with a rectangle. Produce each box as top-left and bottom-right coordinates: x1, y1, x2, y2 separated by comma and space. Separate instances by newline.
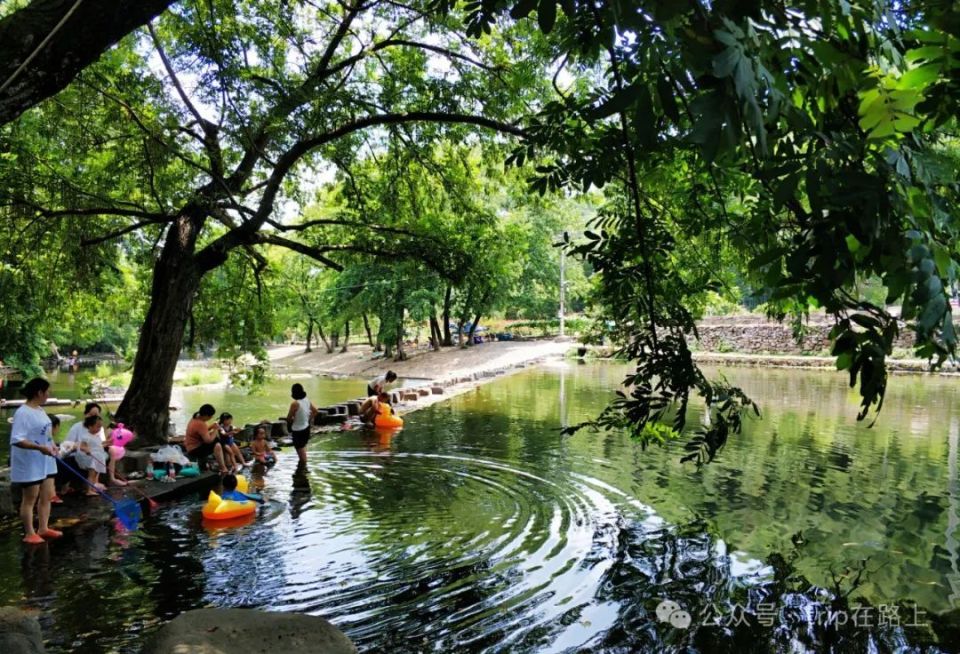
431, 386, 444, 394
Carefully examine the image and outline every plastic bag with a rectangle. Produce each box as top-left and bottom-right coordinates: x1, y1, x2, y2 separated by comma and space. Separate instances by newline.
151, 445, 190, 466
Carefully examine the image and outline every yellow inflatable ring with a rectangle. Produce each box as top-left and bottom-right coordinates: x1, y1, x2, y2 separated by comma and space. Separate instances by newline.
202, 490, 257, 521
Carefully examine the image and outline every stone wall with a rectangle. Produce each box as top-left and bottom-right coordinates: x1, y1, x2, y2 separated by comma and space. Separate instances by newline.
691, 317, 917, 355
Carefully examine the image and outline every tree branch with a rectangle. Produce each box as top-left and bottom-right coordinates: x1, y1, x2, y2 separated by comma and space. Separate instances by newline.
0, 0, 176, 125
252, 234, 344, 271
323, 37, 501, 80
79, 216, 174, 246
202, 110, 525, 264
265, 216, 417, 237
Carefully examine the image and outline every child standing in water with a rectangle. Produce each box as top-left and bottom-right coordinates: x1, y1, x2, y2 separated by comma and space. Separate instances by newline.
249, 425, 275, 465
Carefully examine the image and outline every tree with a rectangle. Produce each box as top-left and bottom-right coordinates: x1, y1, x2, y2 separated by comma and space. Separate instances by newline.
0, 0, 176, 125
451, 0, 960, 462
1, 0, 535, 442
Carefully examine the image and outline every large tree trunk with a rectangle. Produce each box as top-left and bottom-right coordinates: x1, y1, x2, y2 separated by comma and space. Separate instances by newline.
329, 329, 339, 353
304, 318, 313, 353
429, 311, 441, 350
340, 321, 349, 353
442, 285, 453, 346
115, 216, 203, 444
362, 313, 374, 346
0, 0, 176, 126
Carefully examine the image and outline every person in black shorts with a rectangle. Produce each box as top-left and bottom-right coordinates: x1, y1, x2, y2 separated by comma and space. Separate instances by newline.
285, 384, 318, 465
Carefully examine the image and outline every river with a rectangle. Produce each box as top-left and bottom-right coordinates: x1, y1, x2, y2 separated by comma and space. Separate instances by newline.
0, 361, 957, 652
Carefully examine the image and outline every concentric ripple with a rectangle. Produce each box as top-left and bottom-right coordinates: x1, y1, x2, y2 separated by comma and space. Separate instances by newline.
198, 450, 646, 652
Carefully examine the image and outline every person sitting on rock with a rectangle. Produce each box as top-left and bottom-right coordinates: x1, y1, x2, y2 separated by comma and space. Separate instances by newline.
185, 403, 230, 473
58, 402, 103, 496
75, 415, 107, 495
216, 412, 250, 469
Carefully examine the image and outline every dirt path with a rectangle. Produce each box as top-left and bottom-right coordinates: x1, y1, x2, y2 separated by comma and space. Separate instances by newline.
270, 339, 576, 383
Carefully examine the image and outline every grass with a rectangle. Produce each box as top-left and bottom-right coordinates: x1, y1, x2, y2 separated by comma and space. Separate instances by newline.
93, 363, 132, 388
176, 367, 226, 386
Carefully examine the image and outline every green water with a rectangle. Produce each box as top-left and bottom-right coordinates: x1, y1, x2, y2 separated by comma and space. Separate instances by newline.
0, 367, 392, 462
0, 361, 958, 652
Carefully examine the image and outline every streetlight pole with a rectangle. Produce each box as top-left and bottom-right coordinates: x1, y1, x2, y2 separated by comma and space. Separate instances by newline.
559, 232, 566, 338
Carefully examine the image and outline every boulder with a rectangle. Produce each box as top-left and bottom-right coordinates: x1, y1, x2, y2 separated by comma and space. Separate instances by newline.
431, 386, 444, 394
142, 608, 357, 654
0, 607, 45, 654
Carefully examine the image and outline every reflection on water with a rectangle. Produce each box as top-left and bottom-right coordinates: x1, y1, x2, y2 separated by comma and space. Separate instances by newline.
0, 363, 959, 652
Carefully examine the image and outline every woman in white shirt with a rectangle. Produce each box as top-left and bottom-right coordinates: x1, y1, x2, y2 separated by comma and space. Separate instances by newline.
285, 383, 317, 465
9, 377, 62, 544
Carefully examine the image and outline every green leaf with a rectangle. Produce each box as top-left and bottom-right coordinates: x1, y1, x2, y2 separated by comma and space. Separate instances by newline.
850, 313, 880, 330
905, 46, 948, 64
510, 0, 538, 19
773, 172, 799, 210
897, 64, 942, 90
934, 245, 952, 277
836, 351, 853, 370
657, 76, 680, 123
713, 47, 740, 78
538, 0, 557, 33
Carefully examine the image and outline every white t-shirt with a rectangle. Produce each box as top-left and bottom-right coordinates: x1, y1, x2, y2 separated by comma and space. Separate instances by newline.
291, 397, 311, 431
63, 420, 105, 453
75, 431, 107, 473
369, 374, 394, 392
10, 404, 55, 483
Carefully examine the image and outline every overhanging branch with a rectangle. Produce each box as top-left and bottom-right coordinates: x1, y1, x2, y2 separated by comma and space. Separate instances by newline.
253, 234, 344, 271
200, 110, 525, 263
